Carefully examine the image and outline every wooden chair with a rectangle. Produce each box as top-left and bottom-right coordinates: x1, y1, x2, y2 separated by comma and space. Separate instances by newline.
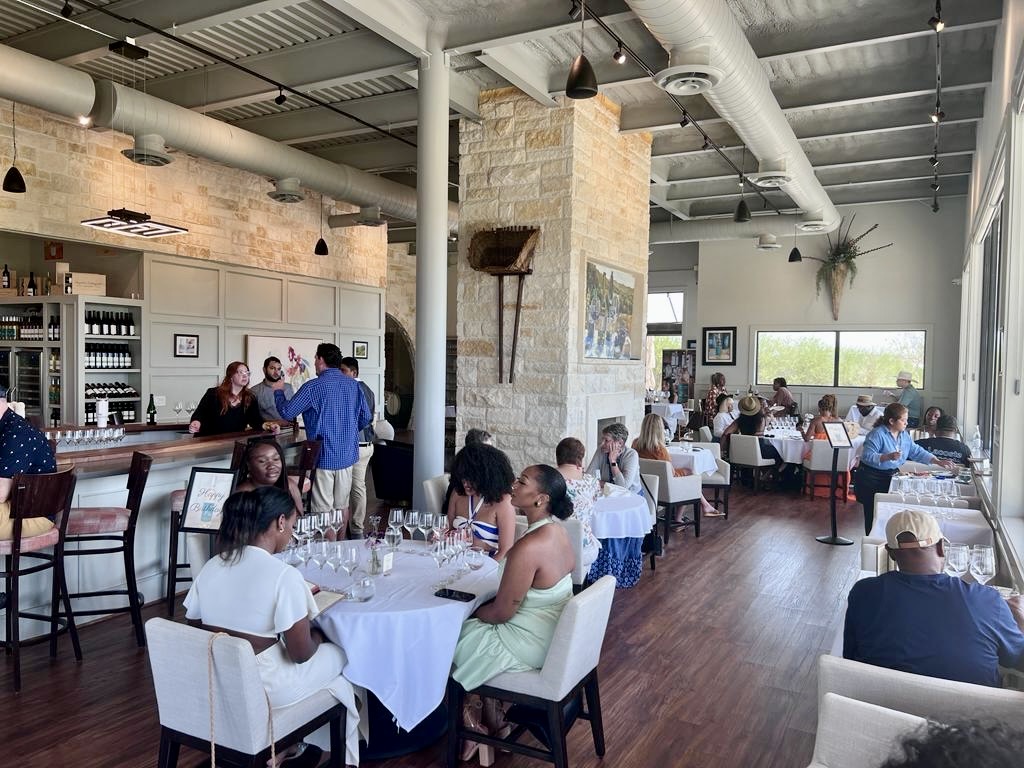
145, 618, 347, 768
637, 458, 703, 542
729, 435, 775, 492
64, 451, 153, 646
1, 467, 79, 692
446, 576, 616, 768
293, 438, 322, 513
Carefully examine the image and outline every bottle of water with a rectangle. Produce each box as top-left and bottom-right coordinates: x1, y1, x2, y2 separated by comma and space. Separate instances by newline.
970, 426, 983, 457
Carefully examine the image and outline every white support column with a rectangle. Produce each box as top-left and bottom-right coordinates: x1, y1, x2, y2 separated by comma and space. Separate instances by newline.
412, 30, 450, 510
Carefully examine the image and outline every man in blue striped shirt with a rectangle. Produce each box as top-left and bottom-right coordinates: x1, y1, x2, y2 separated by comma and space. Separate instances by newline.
272, 343, 371, 525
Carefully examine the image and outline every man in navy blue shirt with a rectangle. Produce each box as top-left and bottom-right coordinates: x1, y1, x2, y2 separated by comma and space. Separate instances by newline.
272, 344, 370, 527
844, 509, 1024, 687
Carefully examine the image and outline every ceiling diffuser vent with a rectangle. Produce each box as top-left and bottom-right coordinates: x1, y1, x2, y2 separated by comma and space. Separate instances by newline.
754, 234, 780, 250
121, 134, 172, 166
796, 219, 829, 232
267, 177, 304, 203
750, 171, 792, 188
653, 45, 723, 95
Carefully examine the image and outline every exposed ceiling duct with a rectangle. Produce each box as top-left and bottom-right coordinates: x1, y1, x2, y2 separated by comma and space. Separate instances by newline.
625, 0, 840, 242
328, 206, 387, 228
121, 133, 172, 167
267, 177, 305, 204
0, 44, 458, 231
648, 214, 822, 244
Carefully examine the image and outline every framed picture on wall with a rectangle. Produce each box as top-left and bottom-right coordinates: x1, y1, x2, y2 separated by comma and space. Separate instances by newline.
179, 467, 237, 533
702, 327, 736, 366
353, 340, 369, 359
686, 339, 697, 350
246, 335, 322, 393
583, 260, 641, 360
173, 333, 199, 358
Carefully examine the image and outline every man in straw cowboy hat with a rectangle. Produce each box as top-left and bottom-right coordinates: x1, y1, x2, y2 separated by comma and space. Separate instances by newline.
843, 509, 1024, 686
844, 394, 883, 436
888, 370, 922, 427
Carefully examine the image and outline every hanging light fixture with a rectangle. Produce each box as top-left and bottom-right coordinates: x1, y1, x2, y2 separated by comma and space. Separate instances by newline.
788, 223, 802, 263
927, 1, 944, 31
733, 146, 750, 223
612, 43, 626, 64
3, 102, 25, 194
274, 88, 287, 106
565, 0, 598, 99
314, 194, 329, 256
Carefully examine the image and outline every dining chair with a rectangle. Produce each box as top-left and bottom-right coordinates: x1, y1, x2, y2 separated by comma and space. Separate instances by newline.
803, 440, 852, 502
698, 426, 713, 443
1, 466, 80, 692
445, 575, 616, 768
145, 618, 347, 768
640, 473, 659, 570
513, 514, 586, 590
422, 473, 450, 521
691, 442, 731, 517
294, 438, 322, 513
64, 451, 153, 646
807, 693, 925, 768
637, 458, 702, 543
728, 435, 775, 493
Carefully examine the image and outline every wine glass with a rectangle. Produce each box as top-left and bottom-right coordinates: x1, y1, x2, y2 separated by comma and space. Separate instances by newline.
313, 512, 328, 542
893, 476, 908, 503
466, 547, 485, 571
187, 400, 198, 414
339, 544, 361, 584
307, 540, 328, 571
403, 510, 420, 547
419, 512, 434, 545
969, 545, 996, 586
944, 543, 970, 579
173, 401, 184, 419
328, 510, 344, 540
388, 508, 405, 532
324, 542, 343, 574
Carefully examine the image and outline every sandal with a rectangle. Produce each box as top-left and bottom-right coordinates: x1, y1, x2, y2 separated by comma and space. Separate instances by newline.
703, 509, 726, 518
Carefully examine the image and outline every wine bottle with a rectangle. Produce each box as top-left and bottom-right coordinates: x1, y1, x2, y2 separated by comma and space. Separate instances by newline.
147, 393, 157, 425
128, 313, 136, 336
26, 271, 36, 296
101, 312, 110, 335
1, 264, 9, 289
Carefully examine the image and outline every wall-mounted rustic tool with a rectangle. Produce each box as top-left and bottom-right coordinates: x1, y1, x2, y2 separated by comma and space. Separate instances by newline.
467, 226, 539, 384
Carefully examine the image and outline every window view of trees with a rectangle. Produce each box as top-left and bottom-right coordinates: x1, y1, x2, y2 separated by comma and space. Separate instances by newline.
756, 330, 925, 388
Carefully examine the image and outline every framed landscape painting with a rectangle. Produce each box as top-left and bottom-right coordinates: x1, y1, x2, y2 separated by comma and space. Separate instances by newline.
584, 261, 639, 360
702, 327, 737, 366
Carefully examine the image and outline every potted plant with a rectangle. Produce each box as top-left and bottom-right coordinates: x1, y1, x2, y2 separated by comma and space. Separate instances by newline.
813, 215, 893, 320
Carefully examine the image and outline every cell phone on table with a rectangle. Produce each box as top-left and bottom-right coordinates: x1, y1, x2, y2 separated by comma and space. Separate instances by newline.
435, 588, 475, 602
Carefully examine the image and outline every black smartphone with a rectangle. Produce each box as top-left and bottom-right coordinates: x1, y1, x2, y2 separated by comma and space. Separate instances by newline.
435, 588, 476, 602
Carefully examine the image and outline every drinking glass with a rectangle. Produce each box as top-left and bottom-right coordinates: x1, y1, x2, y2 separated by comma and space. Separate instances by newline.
969, 545, 996, 585
419, 512, 435, 544
308, 540, 328, 571
892, 476, 907, 503
384, 525, 402, 553
340, 544, 361, 583
944, 543, 970, 579
313, 512, 329, 541
293, 541, 310, 568
173, 401, 184, 418
328, 510, 345, 540
388, 508, 405, 531
466, 547, 485, 571
350, 576, 375, 602
72, 429, 84, 446
404, 510, 421, 547
324, 542, 342, 574
431, 538, 450, 588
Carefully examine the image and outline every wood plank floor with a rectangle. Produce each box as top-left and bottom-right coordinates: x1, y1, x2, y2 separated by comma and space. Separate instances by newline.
1, 485, 866, 768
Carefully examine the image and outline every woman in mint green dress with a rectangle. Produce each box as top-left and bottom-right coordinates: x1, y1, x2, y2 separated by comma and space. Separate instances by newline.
451, 464, 576, 762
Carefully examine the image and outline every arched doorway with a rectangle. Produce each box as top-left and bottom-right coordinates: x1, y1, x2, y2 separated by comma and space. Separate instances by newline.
384, 313, 415, 429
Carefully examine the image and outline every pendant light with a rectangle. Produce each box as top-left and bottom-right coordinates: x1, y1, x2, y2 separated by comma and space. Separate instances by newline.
314, 194, 329, 256
733, 146, 749, 223
3, 102, 26, 194
788, 223, 802, 263
565, 1, 598, 99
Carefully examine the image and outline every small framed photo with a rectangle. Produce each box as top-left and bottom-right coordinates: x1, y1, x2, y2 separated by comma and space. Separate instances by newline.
352, 340, 369, 360
686, 339, 697, 351
179, 467, 237, 533
174, 333, 200, 358
701, 327, 736, 366
824, 421, 853, 449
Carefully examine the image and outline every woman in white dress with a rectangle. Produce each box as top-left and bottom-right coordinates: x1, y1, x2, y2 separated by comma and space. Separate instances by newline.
185, 486, 364, 767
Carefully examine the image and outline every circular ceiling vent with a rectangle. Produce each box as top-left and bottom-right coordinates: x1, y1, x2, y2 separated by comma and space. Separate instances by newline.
754, 234, 780, 250
749, 172, 792, 188
653, 66, 722, 95
267, 177, 304, 204
796, 219, 829, 232
121, 134, 172, 167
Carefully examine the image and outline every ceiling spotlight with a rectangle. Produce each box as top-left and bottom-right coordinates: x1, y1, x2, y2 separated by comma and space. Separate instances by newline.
930, 109, 945, 123
788, 247, 802, 263
274, 89, 287, 106
314, 237, 329, 256
928, 155, 939, 167
679, 114, 690, 129
733, 197, 751, 223
928, 16, 944, 32
3, 102, 25, 195
931, 181, 941, 191
932, 200, 940, 213
702, 139, 710, 151
61, 1, 73, 17
568, 0, 583, 21
612, 46, 626, 64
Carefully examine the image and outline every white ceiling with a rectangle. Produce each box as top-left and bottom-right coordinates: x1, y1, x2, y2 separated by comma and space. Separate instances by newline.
0, 0, 1001, 233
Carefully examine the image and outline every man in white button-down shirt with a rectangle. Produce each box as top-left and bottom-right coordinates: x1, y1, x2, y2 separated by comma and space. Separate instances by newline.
844, 394, 884, 436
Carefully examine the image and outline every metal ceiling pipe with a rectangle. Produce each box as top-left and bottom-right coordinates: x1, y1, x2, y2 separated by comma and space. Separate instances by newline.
649, 214, 817, 243
0, 43, 95, 118
625, 0, 840, 241
91, 80, 459, 230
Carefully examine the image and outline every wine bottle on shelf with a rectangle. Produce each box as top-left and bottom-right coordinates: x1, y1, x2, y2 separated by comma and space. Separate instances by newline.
147, 394, 157, 425
53, 316, 60, 341
2, 264, 9, 289
91, 311, 100, 335
117, 312, 127, 336
101, 312, 110, 335
128, 313, 136, 336
26, 272, 36, 297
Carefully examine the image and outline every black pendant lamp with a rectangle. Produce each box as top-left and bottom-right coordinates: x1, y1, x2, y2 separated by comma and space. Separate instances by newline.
788, 222, 802, 262
3, 102, 26, 194
314, 193, 328, 255
565, 1, 598, 99
733, 145, 749, 222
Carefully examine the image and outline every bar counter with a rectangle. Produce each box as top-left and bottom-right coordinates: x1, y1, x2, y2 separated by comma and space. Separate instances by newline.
16, 425, 309, 641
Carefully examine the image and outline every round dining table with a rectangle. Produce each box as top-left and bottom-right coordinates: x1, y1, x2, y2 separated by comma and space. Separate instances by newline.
295, 543, 499, 736
667, 444, 718, 475
586, 492, 650, 588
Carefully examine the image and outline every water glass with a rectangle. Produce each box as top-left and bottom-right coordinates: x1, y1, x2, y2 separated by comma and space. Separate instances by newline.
944, 543, 970, 578
465, 546, 485, 571
349, 576, 375, 602
969, 545, 996, 585
384, 526, 402, 553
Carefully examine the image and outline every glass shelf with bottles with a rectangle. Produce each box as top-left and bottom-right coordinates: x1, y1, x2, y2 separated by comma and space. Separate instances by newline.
82, 310, 137, 339
0, 313, 61, 344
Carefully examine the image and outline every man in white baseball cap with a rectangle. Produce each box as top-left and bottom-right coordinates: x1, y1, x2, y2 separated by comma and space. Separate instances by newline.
843, 509, 1024, 686
888, 371, 922, 427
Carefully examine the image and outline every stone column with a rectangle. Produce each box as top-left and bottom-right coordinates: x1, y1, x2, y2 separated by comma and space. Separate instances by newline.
456, 90, 651, 471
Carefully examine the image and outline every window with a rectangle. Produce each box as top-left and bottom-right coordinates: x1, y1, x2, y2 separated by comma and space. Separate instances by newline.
977, 212, 1002, 452
756, 330, 926, 388
645, 292, 685, 391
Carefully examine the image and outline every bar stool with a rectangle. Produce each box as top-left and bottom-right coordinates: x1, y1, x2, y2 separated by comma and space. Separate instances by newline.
1, 466, 80, 692
64, 451, 153, 647
293, 438, 322, 513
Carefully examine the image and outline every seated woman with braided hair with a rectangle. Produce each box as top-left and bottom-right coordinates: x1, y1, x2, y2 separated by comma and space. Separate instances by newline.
184, 486, 364, 767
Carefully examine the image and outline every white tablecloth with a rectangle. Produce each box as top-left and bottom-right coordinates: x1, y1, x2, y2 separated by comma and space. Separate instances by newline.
651, 403, 685, 420
871, 500, 995, 549
299, 544, 499, 731
666, 446, 717, 475
763, 429, 807, 463
591, 494, 650, 539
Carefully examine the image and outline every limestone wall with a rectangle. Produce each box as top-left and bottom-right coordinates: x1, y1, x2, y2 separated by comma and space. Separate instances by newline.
456, 89, 650, 470
0, 105, 387, 288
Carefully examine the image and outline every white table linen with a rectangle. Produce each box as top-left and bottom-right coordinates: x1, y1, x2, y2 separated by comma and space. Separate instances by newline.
763, 429, 807, 463
298, 545, 499, 731
871, 500, 994, 549
666, 445, 717, 475
591, 495, 650, 539
651, 403, 685, 420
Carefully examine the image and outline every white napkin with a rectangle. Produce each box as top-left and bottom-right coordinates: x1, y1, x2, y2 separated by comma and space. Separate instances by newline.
602, 483, 631, 498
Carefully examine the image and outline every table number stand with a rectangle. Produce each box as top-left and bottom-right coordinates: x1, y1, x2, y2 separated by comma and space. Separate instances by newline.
817, 425, 853, 546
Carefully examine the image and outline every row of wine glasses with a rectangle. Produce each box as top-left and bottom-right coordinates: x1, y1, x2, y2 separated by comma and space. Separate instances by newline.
172, 401, 198, 418
944, 543, 996, 585
290, 511, 345, 546
766, 416, 798, 431
431, 530, 478, 588
46, 427, 126, 447
892, 477, 961, 512
387, 508, 444, 552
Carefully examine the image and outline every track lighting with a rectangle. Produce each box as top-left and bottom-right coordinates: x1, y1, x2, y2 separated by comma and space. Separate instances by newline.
930, 109, 945, 123
929, 155, 939, 167
568, 0, 583, 21
931, 200, 940, 213
701, 138, 710, 151
612, 44, 626, 64
274, 89, 287, 106
61, 1, 73, 17
679, 114, 690, 129
733, 197, 751, 223
565, 0, 597, 99
928, 16, 944, 32
930, 182, 940, 191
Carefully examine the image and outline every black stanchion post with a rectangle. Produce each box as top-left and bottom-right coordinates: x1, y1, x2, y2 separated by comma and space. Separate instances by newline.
817, 445, 853, 546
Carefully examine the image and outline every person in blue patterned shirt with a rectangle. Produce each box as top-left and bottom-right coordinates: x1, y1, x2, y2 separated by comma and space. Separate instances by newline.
0, 386, 57, 540
272, 344, 371, 528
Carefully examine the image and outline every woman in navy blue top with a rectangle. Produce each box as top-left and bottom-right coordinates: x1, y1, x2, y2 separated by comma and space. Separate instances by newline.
855, 403, 955, 534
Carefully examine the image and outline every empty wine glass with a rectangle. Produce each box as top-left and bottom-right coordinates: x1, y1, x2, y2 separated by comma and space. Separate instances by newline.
404, 510, 420, 548
969, 545, 996, 586
324, 542, 343, 574
944, 543, 970, 579
339, 544, 361, 584
327, 510, 344, 540
173, 401, 184, 418
419, 512, 434, 545
307, 540, 328, 571
388, 507, 405, 531
466, 547, 485, 571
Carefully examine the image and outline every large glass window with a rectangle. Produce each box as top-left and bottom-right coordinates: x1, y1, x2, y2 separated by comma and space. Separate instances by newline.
977, 212, 1002, 451
645, 292, 684, 389
756, 330, 926, 387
